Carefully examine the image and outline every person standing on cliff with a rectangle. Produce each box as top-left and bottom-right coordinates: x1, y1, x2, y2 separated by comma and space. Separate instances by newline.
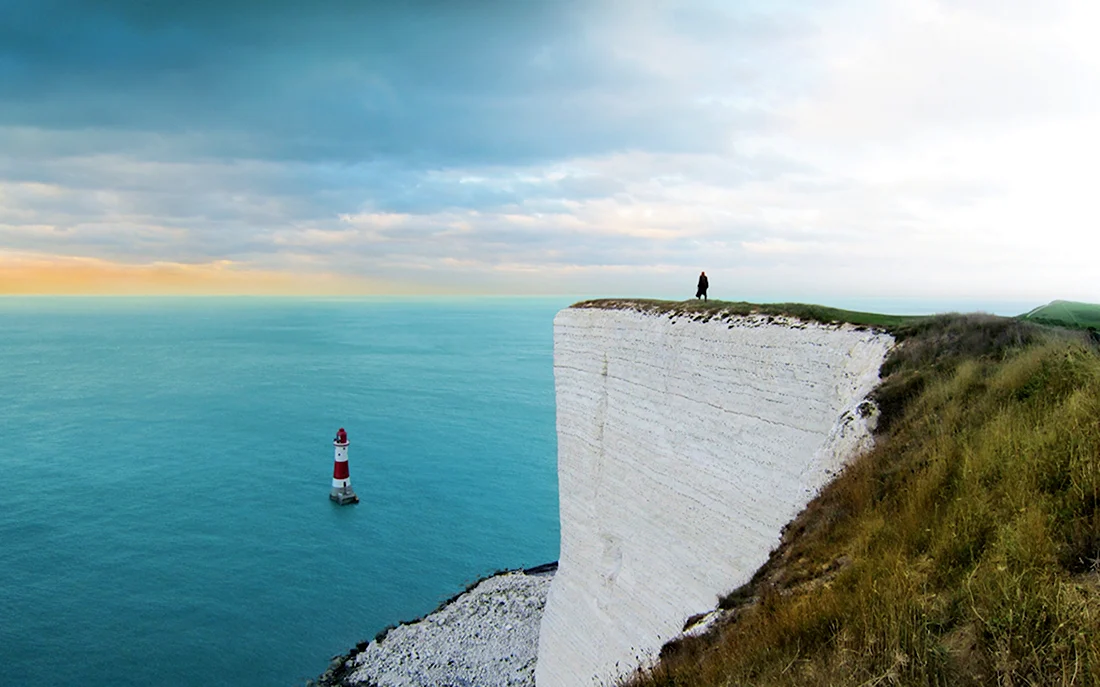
696, 271, 709, 301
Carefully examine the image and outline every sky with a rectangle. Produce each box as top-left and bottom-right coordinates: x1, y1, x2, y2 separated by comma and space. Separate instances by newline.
1, 0, 1098, 305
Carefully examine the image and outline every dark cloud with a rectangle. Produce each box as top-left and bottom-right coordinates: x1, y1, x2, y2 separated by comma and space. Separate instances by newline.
0, 0, 786, 166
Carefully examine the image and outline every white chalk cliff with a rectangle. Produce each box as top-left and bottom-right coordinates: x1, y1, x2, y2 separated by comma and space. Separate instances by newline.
536, 306, 893, 687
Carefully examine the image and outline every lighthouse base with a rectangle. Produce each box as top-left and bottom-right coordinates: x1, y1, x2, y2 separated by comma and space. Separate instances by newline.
330, 487, 360, 505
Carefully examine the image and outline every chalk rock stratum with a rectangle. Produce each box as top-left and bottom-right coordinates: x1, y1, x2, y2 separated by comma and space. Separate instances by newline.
536, 306, 893, 687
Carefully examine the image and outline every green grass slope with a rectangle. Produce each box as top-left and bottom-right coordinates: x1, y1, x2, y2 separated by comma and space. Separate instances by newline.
1022, 300, 1100, 331
618, 313, 1100, 687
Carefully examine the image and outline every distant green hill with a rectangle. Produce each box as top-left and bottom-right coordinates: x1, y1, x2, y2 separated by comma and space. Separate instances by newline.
1021, 300, 1100, 330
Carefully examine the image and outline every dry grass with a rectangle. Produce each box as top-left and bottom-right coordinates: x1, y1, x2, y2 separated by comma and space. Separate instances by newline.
623, 315, 1100, 687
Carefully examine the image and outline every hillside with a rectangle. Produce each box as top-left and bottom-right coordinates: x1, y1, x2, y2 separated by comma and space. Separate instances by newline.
621, 312, 1100, 686
1022, 300, 1100, 331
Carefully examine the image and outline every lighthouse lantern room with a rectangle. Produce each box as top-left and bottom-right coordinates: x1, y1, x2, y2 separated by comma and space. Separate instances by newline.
330, 427, 359, 505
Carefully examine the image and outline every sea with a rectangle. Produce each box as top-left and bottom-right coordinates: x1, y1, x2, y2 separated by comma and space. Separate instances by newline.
0, 297, 571, 687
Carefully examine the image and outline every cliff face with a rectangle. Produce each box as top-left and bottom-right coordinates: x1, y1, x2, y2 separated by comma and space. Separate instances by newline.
536, 307, 893, 687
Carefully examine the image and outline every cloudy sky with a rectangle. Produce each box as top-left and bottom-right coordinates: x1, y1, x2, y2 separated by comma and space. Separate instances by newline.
1, 0, 1097, 305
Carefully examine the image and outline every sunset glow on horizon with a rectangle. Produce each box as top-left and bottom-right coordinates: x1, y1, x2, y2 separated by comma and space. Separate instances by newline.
0, 254, 401, 296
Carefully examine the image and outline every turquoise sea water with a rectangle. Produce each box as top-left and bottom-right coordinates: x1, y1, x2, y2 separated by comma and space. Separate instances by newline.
0, 297, 568, 687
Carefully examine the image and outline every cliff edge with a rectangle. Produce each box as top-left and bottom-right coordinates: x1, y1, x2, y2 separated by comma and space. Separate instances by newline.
536, 305, 893, 687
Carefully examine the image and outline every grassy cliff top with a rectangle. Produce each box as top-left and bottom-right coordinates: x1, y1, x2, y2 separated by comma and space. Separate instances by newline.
571, 298, 921, 330
622, 313, 1100, 687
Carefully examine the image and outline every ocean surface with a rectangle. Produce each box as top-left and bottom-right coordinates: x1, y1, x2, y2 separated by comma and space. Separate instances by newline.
0, 297, 570, 687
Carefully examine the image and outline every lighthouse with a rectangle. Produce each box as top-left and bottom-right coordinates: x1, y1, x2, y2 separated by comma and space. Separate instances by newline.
330, 427, 359, 505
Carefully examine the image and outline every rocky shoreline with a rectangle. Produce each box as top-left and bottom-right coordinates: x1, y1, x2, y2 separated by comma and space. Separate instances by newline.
311, 562, 557, 687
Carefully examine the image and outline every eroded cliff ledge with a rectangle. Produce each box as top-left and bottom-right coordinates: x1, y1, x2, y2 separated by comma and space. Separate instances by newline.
536, 304, 894, 687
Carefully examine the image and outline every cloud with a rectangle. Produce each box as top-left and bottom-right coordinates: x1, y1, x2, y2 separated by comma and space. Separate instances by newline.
0, 0, 782, 164
787, 0, 1099, 144
0, 0, 1097, 302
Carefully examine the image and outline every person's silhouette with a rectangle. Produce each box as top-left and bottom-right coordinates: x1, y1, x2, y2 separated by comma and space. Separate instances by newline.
696, 271, 709, 301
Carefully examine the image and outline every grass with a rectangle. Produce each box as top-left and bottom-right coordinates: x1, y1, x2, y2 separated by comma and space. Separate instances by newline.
1022, 300, 1100, 331
571, 298, 922, 330
619, 313, 1100, 687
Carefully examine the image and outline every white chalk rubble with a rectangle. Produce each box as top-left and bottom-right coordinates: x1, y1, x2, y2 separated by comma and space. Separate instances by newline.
343, 569, 553, 687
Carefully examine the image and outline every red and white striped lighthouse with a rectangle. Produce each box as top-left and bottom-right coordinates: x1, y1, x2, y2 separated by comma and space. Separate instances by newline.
330, 427, 359, 505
